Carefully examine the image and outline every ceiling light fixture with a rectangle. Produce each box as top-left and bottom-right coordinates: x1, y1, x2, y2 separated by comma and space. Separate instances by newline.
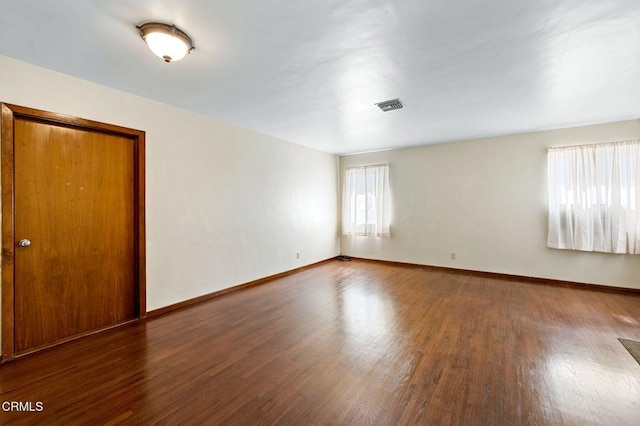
137, 22, 194, 63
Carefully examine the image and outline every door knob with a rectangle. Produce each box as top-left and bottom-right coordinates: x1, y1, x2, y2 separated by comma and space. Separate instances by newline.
18, 239, 31, 247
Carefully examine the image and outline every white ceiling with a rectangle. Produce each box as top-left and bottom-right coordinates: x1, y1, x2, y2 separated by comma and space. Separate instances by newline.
0, 0, 638, 154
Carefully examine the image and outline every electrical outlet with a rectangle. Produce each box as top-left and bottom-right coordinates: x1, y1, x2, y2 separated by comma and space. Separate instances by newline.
450, 253, 456, 260
296, 252, 300, 259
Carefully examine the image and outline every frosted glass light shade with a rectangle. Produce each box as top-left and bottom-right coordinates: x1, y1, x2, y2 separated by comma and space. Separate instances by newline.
137, 22, 194, 63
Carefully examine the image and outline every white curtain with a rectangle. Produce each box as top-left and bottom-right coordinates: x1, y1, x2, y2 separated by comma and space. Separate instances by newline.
547, 141, 640, 254
342, 164, 391, 237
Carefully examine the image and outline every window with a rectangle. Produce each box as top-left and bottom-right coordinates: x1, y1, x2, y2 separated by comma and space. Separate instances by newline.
342, 164, 391, 237
547, 141, 640, 254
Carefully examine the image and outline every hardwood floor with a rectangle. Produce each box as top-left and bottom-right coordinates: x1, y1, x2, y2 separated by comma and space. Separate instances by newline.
1, 259, 639, 425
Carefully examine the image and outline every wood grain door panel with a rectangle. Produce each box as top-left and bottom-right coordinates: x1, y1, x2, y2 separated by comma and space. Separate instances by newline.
14, 119, 135, 352
1, 104, 146, 361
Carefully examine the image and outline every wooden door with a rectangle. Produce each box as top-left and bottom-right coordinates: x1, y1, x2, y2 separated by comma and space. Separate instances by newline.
1, 104, 146, 360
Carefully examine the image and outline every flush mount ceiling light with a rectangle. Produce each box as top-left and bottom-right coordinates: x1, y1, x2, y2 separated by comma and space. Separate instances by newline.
137, 22, 194, 63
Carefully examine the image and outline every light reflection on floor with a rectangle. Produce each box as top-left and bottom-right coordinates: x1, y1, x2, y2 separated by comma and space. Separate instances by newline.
543, 352, 640, 424
339, 282, 398, 360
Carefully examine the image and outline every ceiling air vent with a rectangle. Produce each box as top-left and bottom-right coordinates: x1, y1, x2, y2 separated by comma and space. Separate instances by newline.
375, 98, 403, 112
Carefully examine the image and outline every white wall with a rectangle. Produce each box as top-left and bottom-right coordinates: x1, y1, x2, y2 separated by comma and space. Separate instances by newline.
341, 121, 640, 289
0, 55, 340, 318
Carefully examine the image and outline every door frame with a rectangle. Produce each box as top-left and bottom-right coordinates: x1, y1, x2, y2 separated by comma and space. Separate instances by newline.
0, 103, 146, 362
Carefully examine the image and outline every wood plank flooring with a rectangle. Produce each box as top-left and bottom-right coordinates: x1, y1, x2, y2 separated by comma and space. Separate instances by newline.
1, 259, 639, 425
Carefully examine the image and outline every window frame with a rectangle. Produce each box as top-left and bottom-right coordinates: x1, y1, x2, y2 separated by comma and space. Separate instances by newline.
342, 163, 391, 237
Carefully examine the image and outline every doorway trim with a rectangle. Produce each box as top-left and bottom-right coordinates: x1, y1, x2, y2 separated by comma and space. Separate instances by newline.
0, 103, 146, 362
